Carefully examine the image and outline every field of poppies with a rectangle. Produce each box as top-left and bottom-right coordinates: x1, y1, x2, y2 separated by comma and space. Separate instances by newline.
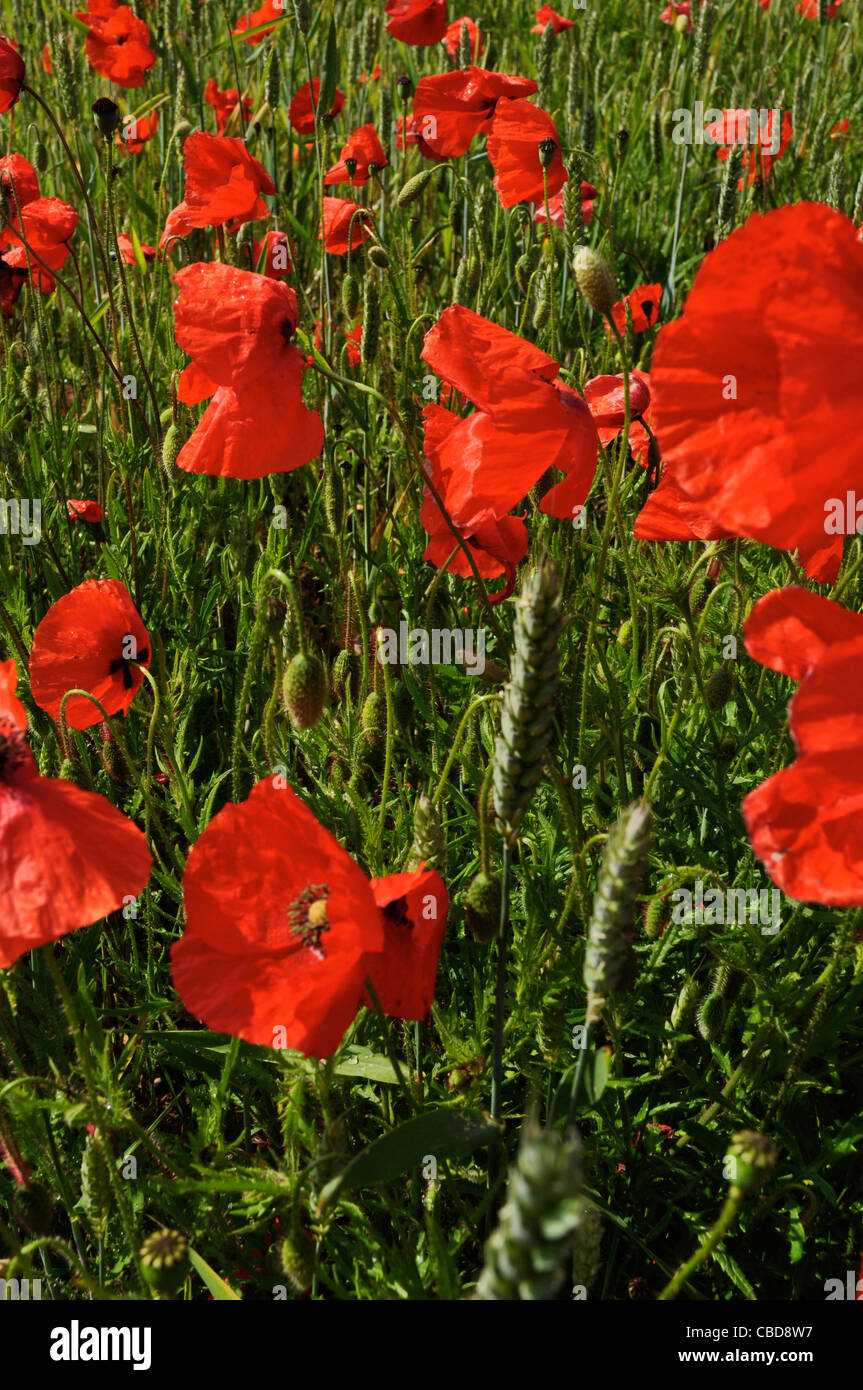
0, 0, 862, 1309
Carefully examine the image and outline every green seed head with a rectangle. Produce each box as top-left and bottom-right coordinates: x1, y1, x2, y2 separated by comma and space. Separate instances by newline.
725, 1130, 778, 1198
140, 1228, 190, 1296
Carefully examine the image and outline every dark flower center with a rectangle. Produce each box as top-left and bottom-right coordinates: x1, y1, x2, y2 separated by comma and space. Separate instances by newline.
0, 722, 28, 782
287, 883, 331, 958
280, 317, 295, 343
382, 896, 412, 932
108, 635, 149, 691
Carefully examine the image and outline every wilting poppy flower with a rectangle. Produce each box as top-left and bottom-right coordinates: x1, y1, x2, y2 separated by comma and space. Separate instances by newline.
75, 5, 156, 87
486, 99, 566, 208
232, 0, 284, 44
203, 78, 251, 136
116, 232, 156, 264
365, 868, 449, 1020
531, 4, 574, 33
443, 16, 483, 59
0, 155, 40, 212
68, 499, 104, 523
180, 131, 275, 230
609, 283, 662, 334
0, 257, 26, 317
0, 657, 152, 968
171, 779, 387, 1056
385, 0, 447, 45
741, 586, 863, 905
288, 78, 345, 134
420, 305, 598, 557
173, 261, 324, 476
29, 578, 151, 731
534, 180, 597, 229
324, 124, 388, 187
649, 203, 862, 583
117, 108, 158, 153
319, 196, 374, 254
253, 229, 292, 278
0, 197, 78, 292
0, 35, 24, 112
412, 67, 538, 159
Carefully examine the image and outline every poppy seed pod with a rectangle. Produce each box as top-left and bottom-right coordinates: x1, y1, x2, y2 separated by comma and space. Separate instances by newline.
140, 1229, 190, 1296
538, 136, 558, 170
282, 652, 327, 730
92, 97, 122, 140
572, 246, 617, 316
724, 1131, 778, 1198
396, 73, 412, 104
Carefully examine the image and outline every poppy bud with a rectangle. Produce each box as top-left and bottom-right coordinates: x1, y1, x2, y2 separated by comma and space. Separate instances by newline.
704, 664, 733, 710
323, 466, 344, 535
161, 423, 183, 482
697, 991, 727, 1042
341, 272, 360, 317
11, 1181, 54, 1235
464, 872, 502, 944
643, 895, 665, 939
282, 652, 327, 730
514, 253, 532, 294
397, 168, 434, 208
92, 97, 121, 140
407, 792, 447, 872
537, 136, 558, 170
34, 141, 49, 174
532, 273, 551, 331
278, 1230, 315, 1292
367, 243, 390, 268
572, 245, 617, 317
140, 1228, 190, 1296
360, 690, 387, 749
331, 648, 360, 701
724, 1131, 778, 1198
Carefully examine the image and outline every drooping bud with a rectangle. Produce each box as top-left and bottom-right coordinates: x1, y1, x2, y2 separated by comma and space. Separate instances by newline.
360, 690, 387, 749
341, 272, 360, 317
724, 1130, 778, 1198
282, 652, 327, 730
397, 168, 434, 208
92, 97, 121, 140
463, 872, 502, 943
704, 664, 733, 711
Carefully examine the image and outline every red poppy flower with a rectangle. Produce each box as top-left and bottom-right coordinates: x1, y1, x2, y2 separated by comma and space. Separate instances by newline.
396, 114, 446, 163
203, 79, 251, 136
319, 196, 374, 255
660, 1, 693, 29
649, 203, 862, 584
158, 200, 198, 253
0, 35, 24, 112
171, 779, 386, 1057
173, 261, 323, 477
42, 42, 53, 74
534, 180, 597, 230
117, 108, 158, 153
741, 587, 863, 905
0, 197, 78, 292
609, 283, 662, 335
181, 131, 275, 230
420, 304, 598, 535
253, 229, 292, 278
443, 16, 483, 60
411, 67, 538, 159
232, 0, 285, 45
75, 5, 156, 87
0, 657, 152, 968
0, 155, 40, 213
385, 0, 447, 45
324, 124, 388, 187
116, 232, 156, 264
797, 0, 843, 15
29, 578, 151, 731
288, 78, 345, 135
486, 99, 566, 208
359, 64, 382, 84
0, 257, 26, 318
531, 4, 574, 33
68, 499, 104, 523
365, 868, 449, 1020
706, 109, 792, 187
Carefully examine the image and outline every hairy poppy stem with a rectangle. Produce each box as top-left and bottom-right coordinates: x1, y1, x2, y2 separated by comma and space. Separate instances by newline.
489, 841, 513, 1136
657, 1190, 744, 1301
